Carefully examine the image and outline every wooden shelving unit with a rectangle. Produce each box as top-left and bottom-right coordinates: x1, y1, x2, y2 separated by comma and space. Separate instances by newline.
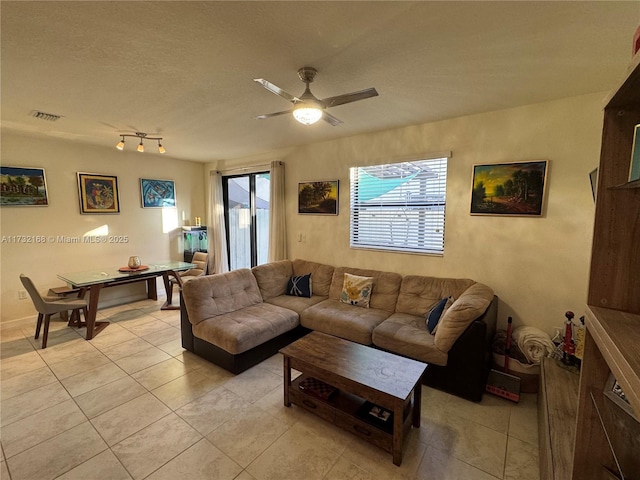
571, 53, 640, 479
539, 358, 580, 480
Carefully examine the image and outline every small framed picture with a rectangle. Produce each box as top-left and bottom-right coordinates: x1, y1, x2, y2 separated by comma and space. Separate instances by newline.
470, 160, 548, 216
0, 166, 49, 206
77, 173, 120, 214
629, 124, 640, 182
140, 178, 176, 208
298, 180, 339, 215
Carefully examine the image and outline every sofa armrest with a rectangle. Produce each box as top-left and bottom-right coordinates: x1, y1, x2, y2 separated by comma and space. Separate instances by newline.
425, 295, 498, 401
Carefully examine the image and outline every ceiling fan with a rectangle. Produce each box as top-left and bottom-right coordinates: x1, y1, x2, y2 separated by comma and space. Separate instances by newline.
253, 67, 378, 126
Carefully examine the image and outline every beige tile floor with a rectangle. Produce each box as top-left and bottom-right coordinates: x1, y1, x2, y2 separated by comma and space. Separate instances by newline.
0, 296, 540, 480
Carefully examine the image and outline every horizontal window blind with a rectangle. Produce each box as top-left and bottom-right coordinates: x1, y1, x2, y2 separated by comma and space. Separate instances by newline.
350, 157, 448, 254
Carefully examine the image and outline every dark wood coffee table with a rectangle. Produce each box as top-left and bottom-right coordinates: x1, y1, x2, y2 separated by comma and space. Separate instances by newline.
280, 331, 427, 466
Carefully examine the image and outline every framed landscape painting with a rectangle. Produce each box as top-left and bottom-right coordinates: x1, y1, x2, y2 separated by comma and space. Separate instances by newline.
470, 160, 548, 216
77, 173, 120, 214
0, 166, 49, 206
140, 178, 176, 208
298, 180, 339, 215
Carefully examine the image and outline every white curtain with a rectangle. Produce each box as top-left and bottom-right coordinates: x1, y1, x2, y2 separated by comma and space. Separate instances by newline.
207, 171, 229, 274
268, 161, 287, 262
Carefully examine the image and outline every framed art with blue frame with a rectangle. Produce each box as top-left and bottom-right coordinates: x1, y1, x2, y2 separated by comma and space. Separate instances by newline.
140, 178, 176, 208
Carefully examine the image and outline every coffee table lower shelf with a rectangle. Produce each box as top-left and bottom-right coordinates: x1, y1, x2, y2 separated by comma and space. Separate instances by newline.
288, 375, 413, 459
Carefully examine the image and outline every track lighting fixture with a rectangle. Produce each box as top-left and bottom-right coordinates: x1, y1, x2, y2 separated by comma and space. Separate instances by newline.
115, 132, 165, 154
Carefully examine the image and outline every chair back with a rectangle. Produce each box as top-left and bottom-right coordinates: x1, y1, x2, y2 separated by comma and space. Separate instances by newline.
191, 252, 209, 274
190, 252, 209, 276
20, 274, 48, 313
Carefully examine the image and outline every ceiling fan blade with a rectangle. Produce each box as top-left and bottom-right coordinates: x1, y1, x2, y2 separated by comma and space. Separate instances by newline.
253, 78, 300, 104
322, 111, 343, 126
255, 110, 291, 120
322, 88, 379, 109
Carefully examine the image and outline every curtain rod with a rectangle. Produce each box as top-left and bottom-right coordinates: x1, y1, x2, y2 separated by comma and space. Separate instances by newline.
220, 161, 283, 175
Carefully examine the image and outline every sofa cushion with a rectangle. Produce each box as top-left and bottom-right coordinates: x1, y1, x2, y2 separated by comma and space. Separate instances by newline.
329, 267, 402, 313
192, 302, 299, 355
292, 259, 334, 297
372, 313, 448, 366
287, 273, 312, 297
395, 276, 475, 317
339, 273, 373, 308
265, 294, 326, 315
426, 296, 453, 334
300, 299, 390, 345
434, 283, 494, 352
251, 260, 293, 300
182, 269, 262, 326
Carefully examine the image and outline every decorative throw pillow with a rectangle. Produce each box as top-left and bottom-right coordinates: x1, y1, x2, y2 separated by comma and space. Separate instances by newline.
287, 273, 312, 298
426, 296, 453, 334
340, 273, 373, 308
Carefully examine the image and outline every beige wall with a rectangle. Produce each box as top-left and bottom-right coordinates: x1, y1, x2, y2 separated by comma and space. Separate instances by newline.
0, 133, 207, 322
219, 93, 604, 335
3, 92, 603, 333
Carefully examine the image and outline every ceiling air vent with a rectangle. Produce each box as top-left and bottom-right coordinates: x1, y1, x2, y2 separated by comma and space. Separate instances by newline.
31, 110, 62, 122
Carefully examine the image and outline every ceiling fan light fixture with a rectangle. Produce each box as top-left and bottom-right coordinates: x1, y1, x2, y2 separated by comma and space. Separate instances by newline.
158, 141, 166, 154
116, 136, 125, 150
137, 139, 144, 153
293, 104, 323, 125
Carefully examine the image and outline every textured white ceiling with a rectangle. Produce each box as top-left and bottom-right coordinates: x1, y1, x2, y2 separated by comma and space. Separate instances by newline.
2, 1, 639, 162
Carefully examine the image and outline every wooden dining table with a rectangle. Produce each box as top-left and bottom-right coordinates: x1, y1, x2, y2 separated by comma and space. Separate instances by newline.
57, 261, 195, 340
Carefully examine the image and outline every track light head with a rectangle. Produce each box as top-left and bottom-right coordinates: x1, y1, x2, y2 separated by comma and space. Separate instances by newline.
158, 141, 166, 154
137, 140, 144, 153
116, 136, 125, 150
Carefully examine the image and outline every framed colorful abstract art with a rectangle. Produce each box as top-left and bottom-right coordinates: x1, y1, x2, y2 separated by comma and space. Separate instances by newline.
77, 173, 120, 214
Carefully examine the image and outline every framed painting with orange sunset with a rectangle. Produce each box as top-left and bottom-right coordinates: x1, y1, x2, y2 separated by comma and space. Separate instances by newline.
470, 160, 548, 216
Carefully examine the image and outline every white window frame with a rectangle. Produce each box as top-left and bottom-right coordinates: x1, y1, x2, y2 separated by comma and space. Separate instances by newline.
349, 154, 449, 255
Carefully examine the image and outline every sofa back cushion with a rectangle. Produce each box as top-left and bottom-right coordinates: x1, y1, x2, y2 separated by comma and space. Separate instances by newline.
292, 259, 334, 297
434, 283, 494, 353
182, 268, 263, 326
329, 267, 402, 313
395, 276, 475, 316
251, 260, 293, 300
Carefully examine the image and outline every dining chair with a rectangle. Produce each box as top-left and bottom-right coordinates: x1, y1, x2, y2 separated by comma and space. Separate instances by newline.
164, 252, 209, 309
19, 274, 89, 349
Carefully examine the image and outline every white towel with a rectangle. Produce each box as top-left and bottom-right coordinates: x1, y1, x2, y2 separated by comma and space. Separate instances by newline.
511, 326, 555, 365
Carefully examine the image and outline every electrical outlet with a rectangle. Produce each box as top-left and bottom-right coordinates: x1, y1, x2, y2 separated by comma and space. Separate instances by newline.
18, 290, 27, 300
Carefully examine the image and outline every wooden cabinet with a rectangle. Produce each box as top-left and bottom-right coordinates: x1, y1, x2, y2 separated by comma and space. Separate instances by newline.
572, 54, 640, 479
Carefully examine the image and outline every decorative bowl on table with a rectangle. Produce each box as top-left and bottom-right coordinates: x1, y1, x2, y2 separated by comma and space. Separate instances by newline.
119, 256, 149, 272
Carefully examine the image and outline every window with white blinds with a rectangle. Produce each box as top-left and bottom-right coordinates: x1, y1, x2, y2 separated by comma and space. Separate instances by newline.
349, 156, 448, 255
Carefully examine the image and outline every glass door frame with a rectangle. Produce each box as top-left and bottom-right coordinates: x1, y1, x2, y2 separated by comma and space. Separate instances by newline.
222, 171, 268, 270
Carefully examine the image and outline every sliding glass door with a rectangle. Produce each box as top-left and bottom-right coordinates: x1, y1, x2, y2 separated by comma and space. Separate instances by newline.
223, 172, 270, 270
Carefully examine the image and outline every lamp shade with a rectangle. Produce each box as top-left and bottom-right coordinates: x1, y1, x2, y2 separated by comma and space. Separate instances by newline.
293, 105, 323, 125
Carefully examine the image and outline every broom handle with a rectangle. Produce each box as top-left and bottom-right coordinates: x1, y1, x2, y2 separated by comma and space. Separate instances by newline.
504, 317, 513, 373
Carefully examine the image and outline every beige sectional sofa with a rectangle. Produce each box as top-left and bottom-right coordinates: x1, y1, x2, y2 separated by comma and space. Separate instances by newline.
181, 258, 497, 401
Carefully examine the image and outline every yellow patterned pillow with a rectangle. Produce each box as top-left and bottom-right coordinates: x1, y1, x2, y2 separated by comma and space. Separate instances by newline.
340, 273, 373, 308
